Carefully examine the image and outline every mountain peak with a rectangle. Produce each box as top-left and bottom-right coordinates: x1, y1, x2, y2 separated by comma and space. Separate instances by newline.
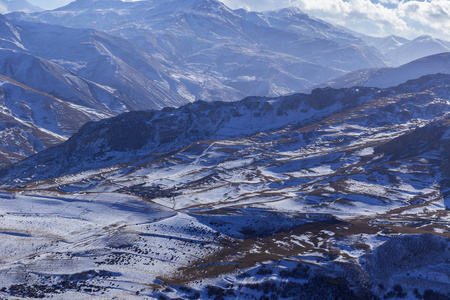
273, 6, 304, 16
57, 0, 143, 10
59, 0, 229, 14
413, 34, 435, 42
387, 35, 402, 41
166, 0, 231, 13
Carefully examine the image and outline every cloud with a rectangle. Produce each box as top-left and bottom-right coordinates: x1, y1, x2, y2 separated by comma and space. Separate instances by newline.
221, 0, 450, 40
397, 0, 450, 37
293, 0, 408, 35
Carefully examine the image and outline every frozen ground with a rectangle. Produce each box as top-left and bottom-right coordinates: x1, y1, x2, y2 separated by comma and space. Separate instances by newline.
0, 192, 223, 298
0, 77, 449, 298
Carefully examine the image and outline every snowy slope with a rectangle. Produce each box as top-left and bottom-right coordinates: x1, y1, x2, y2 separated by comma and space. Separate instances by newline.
386, 35, 450, 66
0, 72, 116, 165
367, 35, 409, 54
0, 85, 383, 183
8, 0, 387, 98
0, 75, 448, 299
0, 191, 223, 299
314, 52, 450, 90
0, 15, 193, 165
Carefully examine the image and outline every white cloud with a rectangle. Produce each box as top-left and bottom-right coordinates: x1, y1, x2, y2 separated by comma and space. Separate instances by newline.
397, 0, 450, 37
221, 0, 450, 41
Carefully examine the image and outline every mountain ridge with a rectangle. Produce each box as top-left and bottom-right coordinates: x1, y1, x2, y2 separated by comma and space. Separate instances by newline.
2, 73, 449, 187
310, 52, 450, 90
7, 0, 387, 95
386, 34, 450, 66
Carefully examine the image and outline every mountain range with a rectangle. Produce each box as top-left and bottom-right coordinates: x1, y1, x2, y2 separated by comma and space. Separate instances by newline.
8, 0, 388, 94
1, 73, 449, 191
312, 52, 450, 90
360, 33, 450, 66
0, 0, 447, 167
0, 74, 448, 299
0, 0, 447, 166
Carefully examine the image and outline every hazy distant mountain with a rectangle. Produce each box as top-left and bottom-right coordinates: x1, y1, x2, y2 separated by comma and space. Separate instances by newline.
362, 35, 409, 54
312, 52, 450, 90
9, 0, 387, 98
0, 0, 42, 13
385, 35, 450, 66
358, 33, 450, 66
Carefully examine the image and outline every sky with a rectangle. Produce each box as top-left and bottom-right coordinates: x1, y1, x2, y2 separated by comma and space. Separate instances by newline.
27, 0, 450, 40
221, 0, 450, 40
28, 0, 72, 9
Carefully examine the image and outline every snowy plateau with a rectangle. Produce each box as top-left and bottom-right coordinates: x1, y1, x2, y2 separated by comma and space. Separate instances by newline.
0, 0, 448, 300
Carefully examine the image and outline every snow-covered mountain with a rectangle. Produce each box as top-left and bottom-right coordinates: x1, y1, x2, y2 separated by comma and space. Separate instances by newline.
9, 0, 387, 97
1, 74, 449, 187
385, 35, 450, 66
361, 35, 409, 54
0, 0, 42, 13
0, 18, 188, 111
0, 2, 448, 299
0, 0, 398, 165
0, 74, 448, 299
359, 33, 450, 66
313, 52, 450, 90
0, 14, 195, 164
0, 85, 383, 183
